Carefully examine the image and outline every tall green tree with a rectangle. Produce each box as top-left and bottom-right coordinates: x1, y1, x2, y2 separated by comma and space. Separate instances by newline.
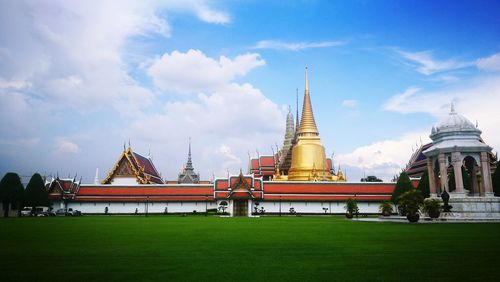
360, 175, 383, 182
417, 170, 430, 198
0, 172, 25, 217
493, 162, 500, 197
24, 173, 49, 209
448, 166, 471, 192
391, 171, 414, 204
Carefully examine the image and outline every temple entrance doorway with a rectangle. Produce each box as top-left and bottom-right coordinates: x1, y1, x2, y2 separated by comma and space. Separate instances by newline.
233, 200, 248, 216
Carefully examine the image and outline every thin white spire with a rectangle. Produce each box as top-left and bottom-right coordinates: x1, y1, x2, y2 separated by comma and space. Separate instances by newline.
94, 168, 99, 184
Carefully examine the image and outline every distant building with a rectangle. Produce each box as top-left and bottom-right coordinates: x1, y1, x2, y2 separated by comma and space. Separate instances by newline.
102, 145, 163, 185
178, 139, 200, 184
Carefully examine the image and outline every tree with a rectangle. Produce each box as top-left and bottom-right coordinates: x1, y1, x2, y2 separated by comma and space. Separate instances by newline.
448, 167, 471, 192
493, 162, 500, 197
360, 175, 383, 182
397, 189, 424, 222
417, 170, 430, 198
391, 171, 414, 204
344, 198, 359, 218
24, 173, 49, 209
0, 172, 25, 217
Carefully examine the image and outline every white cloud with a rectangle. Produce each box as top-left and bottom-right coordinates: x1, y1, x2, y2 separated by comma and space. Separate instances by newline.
476, 52, 500, 71
127, 82, 284, 179
253, 40, 346, 51
341, 99, 358, 108
193, 3, 231, 24
337, 131, 430, 181
0, 79, 31, 90
55, 138, 80, 154
343, 75, 500, 181
382, 76, 500, 153
396, 49, 472, 75
147, 49, 265, 93
215, 144, 242, 169
0, 0, 235, 180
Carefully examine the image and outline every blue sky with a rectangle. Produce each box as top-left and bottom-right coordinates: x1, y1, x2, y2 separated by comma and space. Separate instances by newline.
1, 0, 499, 183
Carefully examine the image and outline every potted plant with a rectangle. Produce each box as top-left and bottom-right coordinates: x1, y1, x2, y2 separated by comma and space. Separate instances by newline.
422, 198, 442, 219
397, 189, 424, 223
379, 201, 393, 216
344, 198, 359, 219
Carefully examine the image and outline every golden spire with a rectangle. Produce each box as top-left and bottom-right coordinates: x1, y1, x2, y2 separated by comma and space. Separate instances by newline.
287, 66, 333, 181
298, 67, 319, 136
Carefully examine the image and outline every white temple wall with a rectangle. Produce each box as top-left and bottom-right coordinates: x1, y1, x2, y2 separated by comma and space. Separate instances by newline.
255, 201, 381, 214
110, 177, 138, 185
57, 200, 386, 215
67, 201, 217, 214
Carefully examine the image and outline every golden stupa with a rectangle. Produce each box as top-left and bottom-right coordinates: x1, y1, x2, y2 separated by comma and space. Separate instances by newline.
286, 67, 336, 181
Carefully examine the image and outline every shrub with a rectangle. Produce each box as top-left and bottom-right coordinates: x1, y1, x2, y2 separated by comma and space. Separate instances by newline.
24, 173, 49, 208
397, 189, 424, 215
0, 172, 25, 217
379, 201, 393, 216
391, 172, 413, 204
344, 198, 359, 217
422, 198, 442, 218
493, 162, 500, 197
417, 170, 430, 198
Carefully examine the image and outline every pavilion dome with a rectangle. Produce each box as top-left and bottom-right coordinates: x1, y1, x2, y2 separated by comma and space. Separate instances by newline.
434, 104, 477, 134
424, 104, 491, 158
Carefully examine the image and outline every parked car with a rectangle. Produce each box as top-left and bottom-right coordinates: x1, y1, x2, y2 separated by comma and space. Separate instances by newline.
55, 208, 82, 216
56, 209, 67, 216
67, 208, 82, 216
33, 206, 54, 217
21, 207, 32, 217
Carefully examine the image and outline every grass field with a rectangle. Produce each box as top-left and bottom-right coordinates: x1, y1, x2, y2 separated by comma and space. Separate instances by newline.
1, 216, 500, 281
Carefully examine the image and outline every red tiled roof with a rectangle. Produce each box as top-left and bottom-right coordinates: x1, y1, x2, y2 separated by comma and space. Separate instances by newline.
263, 183, 395, 194
259, 156, 275, 167
265, 195, 390, 201
251, 159, 259, 169
230, 176, 252, 188
132, 153, 157, 175
76, 196, 214, 201
77, 186, 212, 196
254, 179, 261, 190
215, 180, 228, 190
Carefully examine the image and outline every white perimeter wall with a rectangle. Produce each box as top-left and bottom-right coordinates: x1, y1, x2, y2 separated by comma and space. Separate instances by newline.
255, 201, 383, 214
48, 200, 389, 214
66, 201, 217, 214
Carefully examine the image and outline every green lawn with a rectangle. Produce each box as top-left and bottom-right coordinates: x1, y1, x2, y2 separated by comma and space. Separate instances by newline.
1, 216, 499, 281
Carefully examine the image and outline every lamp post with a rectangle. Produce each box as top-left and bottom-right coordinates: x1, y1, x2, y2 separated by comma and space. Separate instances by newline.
279, 195, 282, 217
145, 196, 149, 217
205, 195, 208, 217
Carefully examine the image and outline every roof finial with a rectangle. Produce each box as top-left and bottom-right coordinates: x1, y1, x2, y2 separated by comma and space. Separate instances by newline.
185, 137, 193, 170
94, 168, 99, 184
298, 66, 319, 136
305, 66, 309, 93
295, 88, 299, 130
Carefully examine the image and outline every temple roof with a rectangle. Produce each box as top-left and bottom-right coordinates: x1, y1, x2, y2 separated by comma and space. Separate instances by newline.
102, 146, 163, 184
178, 138, 200, 183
